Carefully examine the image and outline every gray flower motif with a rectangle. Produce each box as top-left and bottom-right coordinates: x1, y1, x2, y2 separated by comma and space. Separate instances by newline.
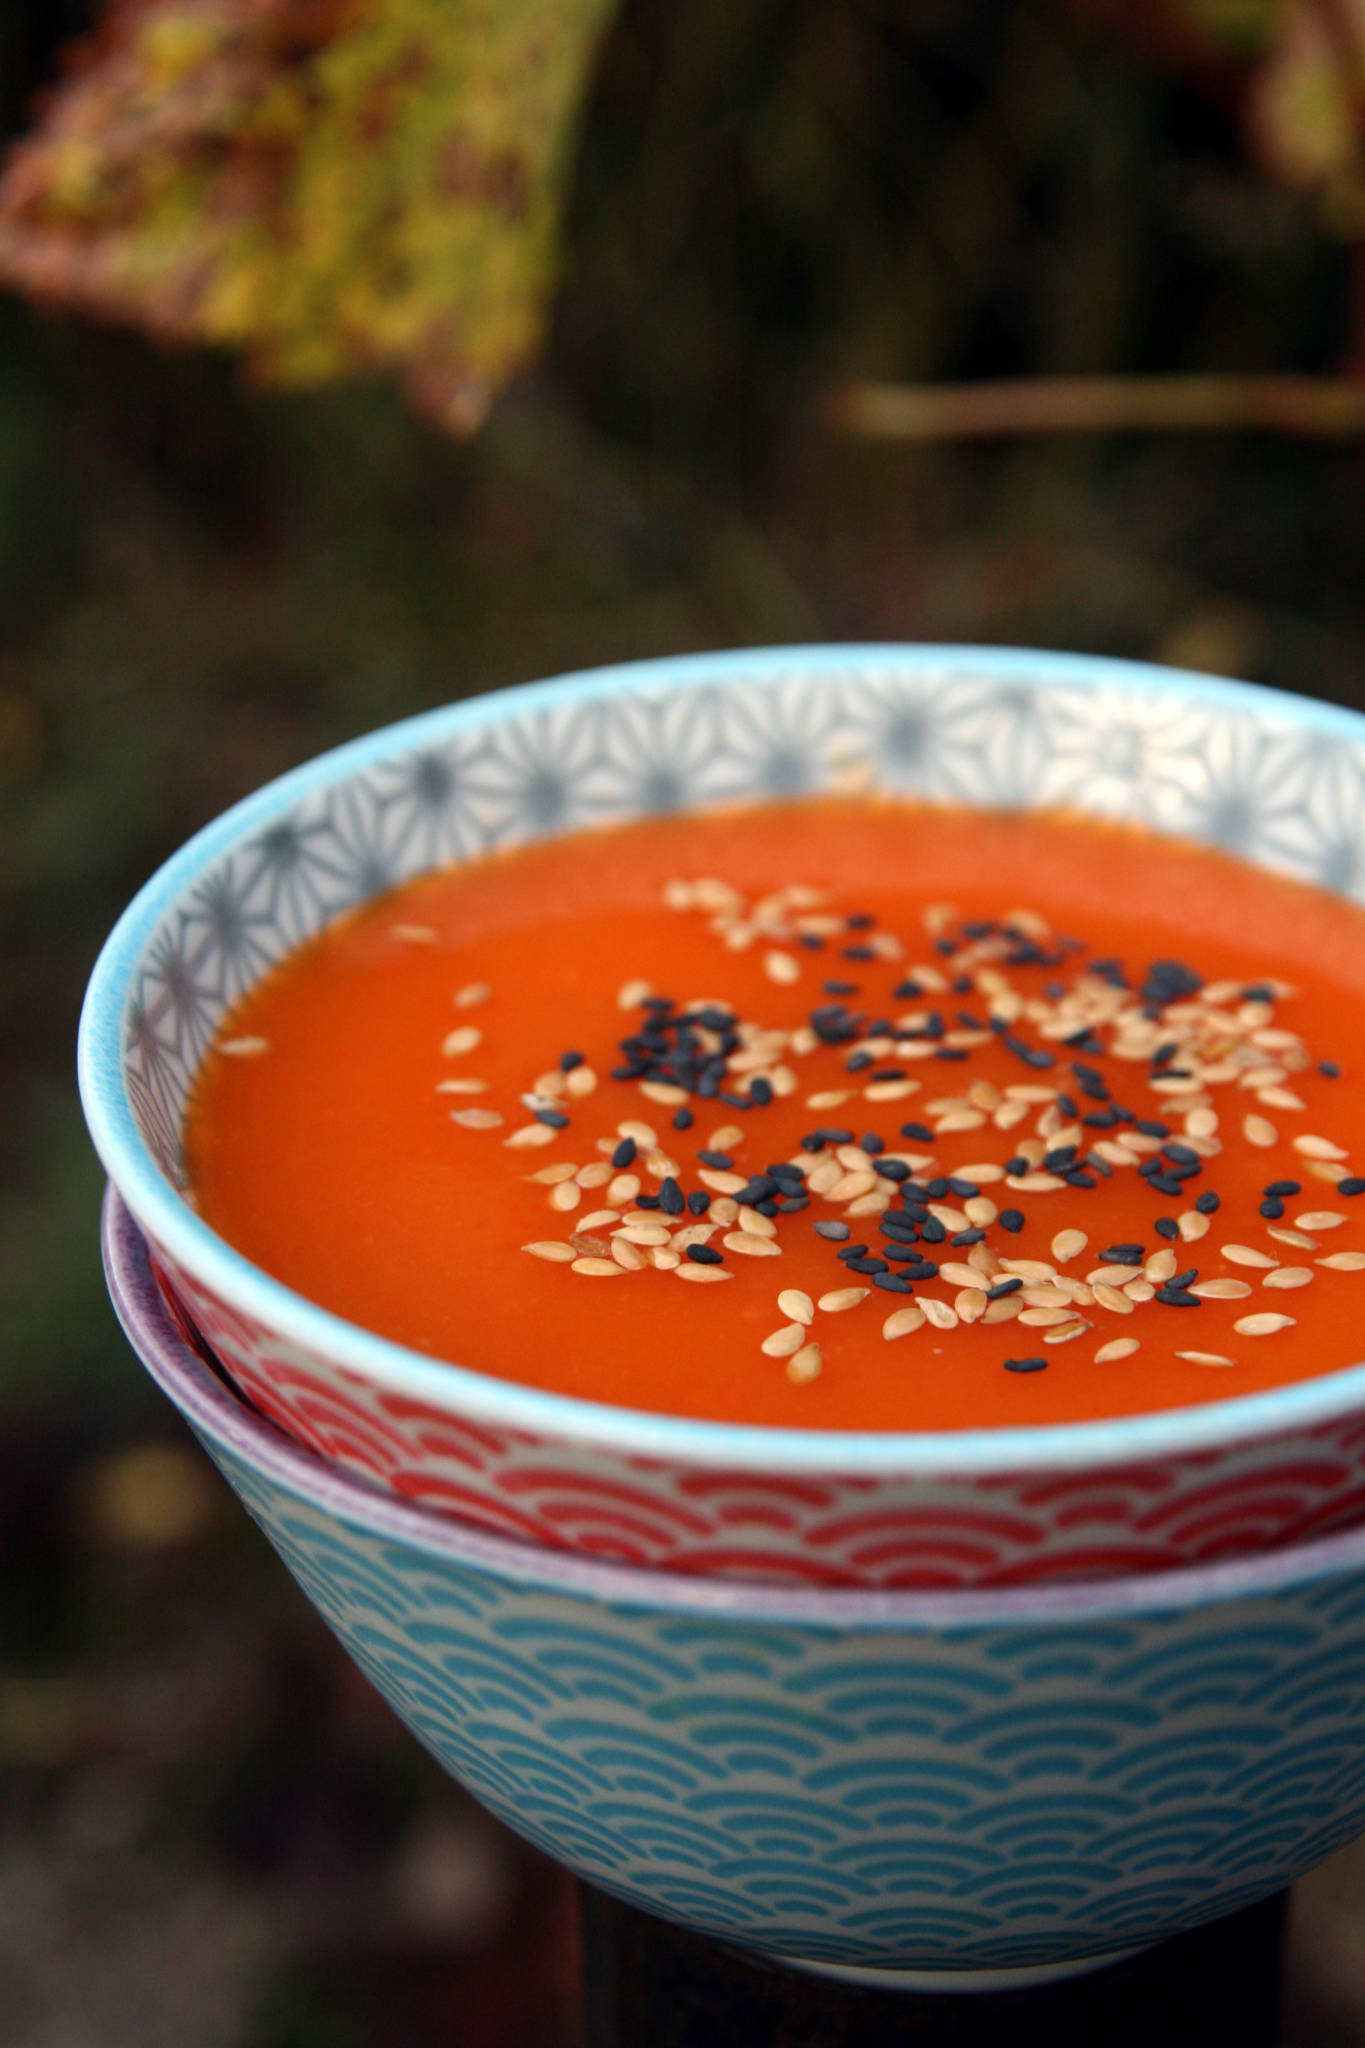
475, 697, 611, 847
1157, 710, 1315, 860
367, 736, 497, 871
1265, 732, 1365, 900
124, 998, 186, 1175
595, 686, 730, 818
235, 805, 361, 951
1034, 686, 1219, 824
708, 673, 839, 799
139, 921, 223, 1073
835, 664, 1018, 801
182, 859, 281, 1011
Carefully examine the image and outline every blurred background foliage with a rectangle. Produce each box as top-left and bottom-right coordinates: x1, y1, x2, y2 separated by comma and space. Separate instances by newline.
1, 0, 1365, 2041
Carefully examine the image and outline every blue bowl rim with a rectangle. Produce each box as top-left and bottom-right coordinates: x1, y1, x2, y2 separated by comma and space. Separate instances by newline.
104, 1179, 1365, 1628
78, 641, 1365, 1479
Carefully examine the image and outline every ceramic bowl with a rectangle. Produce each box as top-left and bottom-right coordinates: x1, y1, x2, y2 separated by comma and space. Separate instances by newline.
103, 1182, 1365, 1977
79, 646, 1365, 1588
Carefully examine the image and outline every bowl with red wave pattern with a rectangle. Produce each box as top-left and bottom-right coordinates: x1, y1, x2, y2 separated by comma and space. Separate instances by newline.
78, 646, 1365, 1588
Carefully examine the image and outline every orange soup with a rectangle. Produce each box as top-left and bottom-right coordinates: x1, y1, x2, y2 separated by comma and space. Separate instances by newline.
183, 799, 1365, 1429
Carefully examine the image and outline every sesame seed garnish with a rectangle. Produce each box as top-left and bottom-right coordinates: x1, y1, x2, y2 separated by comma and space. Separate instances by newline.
1094, 1337, 1140, 1363
571, 1257, 625, 1277
786, 1342, 822, 1382
724, 1231, 783, 1258
436, 1077, 489, 1094
1190, 1278, 1253, 1299
1003, 1356, 1047, 1373
455, 982, 491, 1007
676, 1264, 733, 1283
522, 1241, 575, 1262
219, 1035, 270, 1057
1296, 1210, 1345, 1231
1319, 1251, 1365, 1269
1338, 1177, 1365, 1196
778, 1289, 815, 1325
391, 924, 439, 943
1294, 1133, 1349, 1160
450, 1107, 504, 1129
1175, 1352, 1236, 1367
761, 1324, 806, 1357
506, 1122, 559, 1149
1262, 1266, 1313, 1289
819, 1286, 870, 1313
1221, 1244, 1279, 1268
1234, 1312, 1296, 1335
1243, 1115, 1277, 1148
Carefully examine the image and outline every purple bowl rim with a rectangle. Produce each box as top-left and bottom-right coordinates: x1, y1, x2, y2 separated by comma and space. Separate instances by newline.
103, 1181, 1365, 1627
78, 645, 1365, 1479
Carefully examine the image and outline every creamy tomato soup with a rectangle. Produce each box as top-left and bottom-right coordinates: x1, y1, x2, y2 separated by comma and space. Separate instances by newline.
183, 800, 1365, 1428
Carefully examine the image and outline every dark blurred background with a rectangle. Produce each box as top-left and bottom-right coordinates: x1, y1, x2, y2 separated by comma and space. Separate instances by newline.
3, 0, 1365, 2040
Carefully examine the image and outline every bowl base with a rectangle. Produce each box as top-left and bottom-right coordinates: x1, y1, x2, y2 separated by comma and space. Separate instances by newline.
777, 1945, 1146, 1993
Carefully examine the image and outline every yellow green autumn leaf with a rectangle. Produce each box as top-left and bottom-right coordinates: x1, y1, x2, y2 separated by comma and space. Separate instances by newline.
0, 0, 618, 431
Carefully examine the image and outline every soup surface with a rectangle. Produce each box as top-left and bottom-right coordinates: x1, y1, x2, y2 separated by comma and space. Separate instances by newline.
184, 799, 1365, 1428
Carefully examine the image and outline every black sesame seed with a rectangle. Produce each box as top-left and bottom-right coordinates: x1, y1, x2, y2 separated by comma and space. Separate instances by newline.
920, 1217, 947, 1244
748, 1078, 773, 1107
873, 1270, 914, 1293
950, 1228, 986, 1246
687, 1190, 711, 1216
814, 1220, 850, 1241
999, 1209, 1025, 1234
611, 1138, 638, 1169
875, 1158, 911, 1182
1154, 1284, 1201, 1306
1100, 1244, 1145, 1265
814, 1127, 855, 1145
900, 1123, 935, 1143
673, 1106, 694, 1131
1005, 1156, 1030, 1176
1004, 1357, 1048, 1374
861, 1133, 885, 1155
697, 1150, 733, 1170
1136, 1119, 1171, 1139
836, 1244, 869, 1262
1163, 1143, 1200, 1166
1339, 1177, 1365, 1197
847, 1257, 889, 1276
1260, 1197, 1285, 1220
636, 1194, 661, 1210
1194, 1192, 1220, 1214
1263, 1180, 1301, 1197
823, 980, 860, 996
987, 1278, 1024, 1299
686, 1244, 723, 1265
1154, 1217, 1179, 1240
559, 1050, 584, 1072
534, 1107, 570, 1128
1322, 1060, 1342, 1078
659, 1178, 685, 1216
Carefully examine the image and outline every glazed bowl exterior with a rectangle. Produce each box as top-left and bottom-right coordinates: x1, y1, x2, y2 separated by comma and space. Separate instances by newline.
104, 1184, 1365, 1973
79, 646, 1365, 1588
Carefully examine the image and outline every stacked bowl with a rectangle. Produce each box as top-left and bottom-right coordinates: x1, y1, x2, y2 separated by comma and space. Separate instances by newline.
81, 646, 1365, 1980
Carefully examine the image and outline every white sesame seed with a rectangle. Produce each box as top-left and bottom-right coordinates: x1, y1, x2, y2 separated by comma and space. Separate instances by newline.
454, 982, 490, 1007
1318, 1251, 1365, 1270
1176, 1352, 1236, 1367
450, 1108, 503, 1129
676, 1264, 733, 1283
1243, 1115, 1277, 1148
882, 1304, 927, 1340
1294, 1134, 1349, 1160
1094, 1337, 1139, 1363
1263, 1267, 1313, 1290
786, 1343, 822, 1383
1234, 1312, 1296, 1335
1221, 1244, 1279, 1268
920, 1298, 959, 1331
778, 1289, 814, 1326
506, 1123, 559, 1149
571, 1257, 624, 1277
522, 1241, 575, 1262
1295, 1211, 1346, 1231
818, 1286, 870, 1313
219, 1036, 270, 1057
723, 1232, 783, 1258
442, 1025, 482, 1057
761, 1324, 805, 1357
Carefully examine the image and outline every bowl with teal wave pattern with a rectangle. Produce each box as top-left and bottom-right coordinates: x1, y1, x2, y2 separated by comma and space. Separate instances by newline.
104, 1182, 1365, 1978
76, 648, 1365, 1588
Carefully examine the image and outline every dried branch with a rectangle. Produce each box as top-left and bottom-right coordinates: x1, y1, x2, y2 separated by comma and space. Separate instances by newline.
831, 373, 1365, 442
